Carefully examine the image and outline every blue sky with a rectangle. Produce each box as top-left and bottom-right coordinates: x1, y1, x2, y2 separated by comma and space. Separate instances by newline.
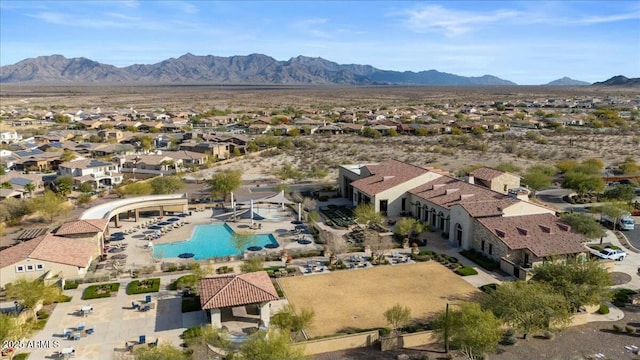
1, 1, 639, 84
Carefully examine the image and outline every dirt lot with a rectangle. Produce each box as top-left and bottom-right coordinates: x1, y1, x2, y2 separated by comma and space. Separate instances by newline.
278, 262, 479, 337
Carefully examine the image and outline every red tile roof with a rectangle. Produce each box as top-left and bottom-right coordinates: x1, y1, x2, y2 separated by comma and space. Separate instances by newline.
55, 219, 108, 235
470, 167, 506, 181
457, 199, 519, 218
351, 159, 431, 196
0, 233, 97, 268
409, 176, 506, 209
199, 271, 279, 310
477, 213, 588, 257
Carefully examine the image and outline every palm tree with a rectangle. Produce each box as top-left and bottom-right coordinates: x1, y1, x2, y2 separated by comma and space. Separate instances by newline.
23, 182, 35, 198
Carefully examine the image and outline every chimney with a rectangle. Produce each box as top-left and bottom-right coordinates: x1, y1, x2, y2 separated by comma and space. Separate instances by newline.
459, 194, 475, 200
382, 176, 395, 181
467, 175, 475, 185
539, 224, 552, 233
445, 188, 459, 195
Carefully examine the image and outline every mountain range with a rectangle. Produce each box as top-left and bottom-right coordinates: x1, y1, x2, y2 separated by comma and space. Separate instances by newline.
0, 54, 634, 86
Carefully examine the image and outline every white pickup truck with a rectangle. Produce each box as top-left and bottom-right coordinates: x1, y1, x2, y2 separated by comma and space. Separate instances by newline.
592, 247, 628, 261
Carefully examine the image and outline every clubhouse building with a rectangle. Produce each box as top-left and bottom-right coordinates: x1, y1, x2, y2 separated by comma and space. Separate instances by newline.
339, 159, 589, 279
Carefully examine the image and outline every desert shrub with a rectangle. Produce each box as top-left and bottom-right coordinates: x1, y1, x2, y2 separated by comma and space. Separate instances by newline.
216, 266, 234, 274
598, 304, 610, 314
502, 335, 517, 345
411, 254, 431, 262
542, 331, 555, 340
55, 294, 73, 303
64, 282, 79, 290
455, 266, 478, 276
173, 274, 197, 290
460, 249, 499, 271
613, 324, 624, 333
613, 288, 638, 307
181, 326, 202, 339
479, 283, 499, 294
625, 325, 636, 334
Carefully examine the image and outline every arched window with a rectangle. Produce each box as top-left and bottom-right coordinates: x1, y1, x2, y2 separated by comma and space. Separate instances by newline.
430, 209, 436, 227
455, 223, 463, 247
438, 211, 445, 229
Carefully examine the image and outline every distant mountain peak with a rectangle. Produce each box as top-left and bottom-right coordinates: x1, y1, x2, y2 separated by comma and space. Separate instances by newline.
592, 75, 640, 87
545, 77, 590, 86
0, 53, 517, 85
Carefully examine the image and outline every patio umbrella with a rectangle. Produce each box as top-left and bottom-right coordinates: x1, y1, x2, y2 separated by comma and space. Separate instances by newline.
147, 241, 153, 248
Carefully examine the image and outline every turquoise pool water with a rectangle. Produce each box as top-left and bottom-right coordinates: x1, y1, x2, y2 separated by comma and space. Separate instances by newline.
152, 223, 278, 260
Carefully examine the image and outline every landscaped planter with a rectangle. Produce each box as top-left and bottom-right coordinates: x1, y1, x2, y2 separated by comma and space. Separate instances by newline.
126, 278, 161, 295
82, 283, 120, 300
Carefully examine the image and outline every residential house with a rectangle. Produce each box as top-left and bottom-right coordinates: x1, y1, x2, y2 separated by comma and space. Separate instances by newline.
137, 122, 164, 132
58, 159, 123, 188
116, 154, 183, 177
0, 233, 97, 288
0, 131, 21, 144
98, 129, 124, 143
13, 149, 62, 172
248, 124, 271, 135
468, 167, 521, 195
162, 150, 208, 167
178, 141, 231, 160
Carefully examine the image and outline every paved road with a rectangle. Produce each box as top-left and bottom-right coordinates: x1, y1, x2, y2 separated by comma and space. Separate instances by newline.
621, 219, 640, 250
537, 188, 640, 251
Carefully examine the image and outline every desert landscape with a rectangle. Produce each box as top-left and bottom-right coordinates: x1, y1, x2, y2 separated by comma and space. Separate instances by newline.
2, 84, 639, 179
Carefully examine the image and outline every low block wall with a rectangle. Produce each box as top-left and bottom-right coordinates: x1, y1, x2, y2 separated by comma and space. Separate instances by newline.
399, 331, 438, 348
293, 330, 380, 356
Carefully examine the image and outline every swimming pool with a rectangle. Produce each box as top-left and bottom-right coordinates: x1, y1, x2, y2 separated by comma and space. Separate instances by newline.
152, 223, 278, 260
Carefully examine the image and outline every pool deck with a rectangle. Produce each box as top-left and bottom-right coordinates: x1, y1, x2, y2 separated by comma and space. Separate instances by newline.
101, 206, 323, 275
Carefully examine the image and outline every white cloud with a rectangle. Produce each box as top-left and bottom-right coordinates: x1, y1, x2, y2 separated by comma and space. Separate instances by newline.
579, 12, 640, 25
401, 5, 521, 36
29, 11, 165, 30
291, 18, 332, 39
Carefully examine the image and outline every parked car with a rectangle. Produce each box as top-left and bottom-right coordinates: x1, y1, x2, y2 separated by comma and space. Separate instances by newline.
596, 248, 628, 261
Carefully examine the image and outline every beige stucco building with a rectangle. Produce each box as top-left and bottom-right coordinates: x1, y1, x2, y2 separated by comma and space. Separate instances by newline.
338, 159, 588, 280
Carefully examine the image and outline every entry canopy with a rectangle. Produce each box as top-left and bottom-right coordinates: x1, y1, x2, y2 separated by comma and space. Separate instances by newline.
235, 191, 294, 205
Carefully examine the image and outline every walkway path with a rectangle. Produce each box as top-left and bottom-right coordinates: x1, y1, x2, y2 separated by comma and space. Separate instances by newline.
25, 274, 205, 360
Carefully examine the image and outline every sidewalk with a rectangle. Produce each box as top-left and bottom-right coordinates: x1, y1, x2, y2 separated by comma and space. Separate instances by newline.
24, 274, 201, 360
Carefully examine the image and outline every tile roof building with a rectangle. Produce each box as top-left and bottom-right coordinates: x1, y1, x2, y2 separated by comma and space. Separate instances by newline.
199, 271, 279, 329
338, 159, 588, 280
0, 233, 97, 287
